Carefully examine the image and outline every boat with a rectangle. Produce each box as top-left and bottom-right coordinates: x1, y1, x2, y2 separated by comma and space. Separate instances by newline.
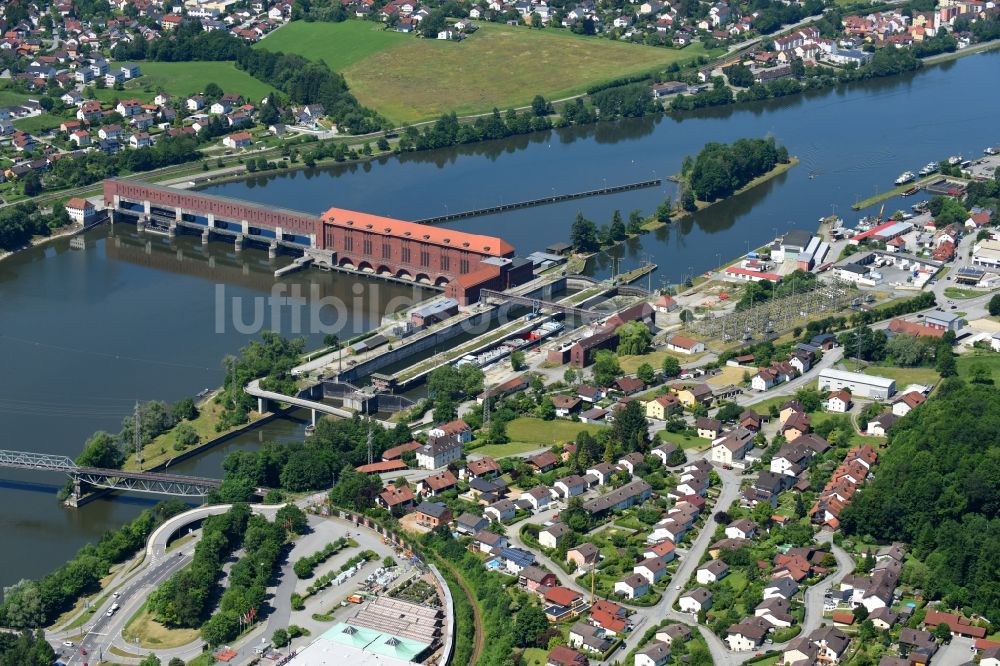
918, 162, 938, 177
947, 155, 962, 166
895, 171, 916, 186
901, 187, 919, 197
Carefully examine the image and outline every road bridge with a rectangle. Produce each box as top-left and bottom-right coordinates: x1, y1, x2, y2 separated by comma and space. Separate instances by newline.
478, 289, 602, 321
244, 380, 395, 428
0, 449, 224, 503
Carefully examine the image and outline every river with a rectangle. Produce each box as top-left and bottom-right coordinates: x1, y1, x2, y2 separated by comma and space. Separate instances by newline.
1, 52, 998, 589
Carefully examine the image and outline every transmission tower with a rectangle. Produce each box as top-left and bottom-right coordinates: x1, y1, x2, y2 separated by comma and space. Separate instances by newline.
483, 390, 491, 429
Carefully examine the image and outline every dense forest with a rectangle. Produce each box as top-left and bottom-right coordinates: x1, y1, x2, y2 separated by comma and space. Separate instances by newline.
840, 381, 1000, 623
0, 630, 55, 666
0, 203, 69, 252
682, 136, 789, 202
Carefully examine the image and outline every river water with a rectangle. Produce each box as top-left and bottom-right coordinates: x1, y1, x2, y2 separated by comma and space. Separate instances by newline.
1, 52, 998, 588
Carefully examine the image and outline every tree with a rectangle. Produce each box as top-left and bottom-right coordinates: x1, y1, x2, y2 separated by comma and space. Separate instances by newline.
636, 362, 655, 385
174, 423, 199, 450
793, 388, 823, 413
611, 400, 649, 450
570, 213, 599, 252
0, 581, 46, 628
329, 468, 381, 511
563, 368, 578, 385
536, 396, 556, 421
204, 82, 224, 99
76, 431, 125, 469
510, 350, 525, 371
715, 401, 742, 422
272, 627, 290, 647
171, 397, 197, 421
662, 356, 681, 378
935, 343, 957, 378
592, 350, 622, 387
616, 321, 652, 356
512, 604, 549, 647
168, 660, 185, 666
22, 172, 42, 197
969, 363, 993, 385
139, 656, 162, 666
530, 95, 551, 117
933, 622, 953, 643
989, 294, 1000, 317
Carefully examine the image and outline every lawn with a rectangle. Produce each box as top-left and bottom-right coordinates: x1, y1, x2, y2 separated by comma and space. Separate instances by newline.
943, 286, 984, 299
0, 88, 31, 106
619, 349, 699, 374
13, 113, 65, 133
657, 428, 706, 450
957, 352, 1000, 384
862, 365, 940, 387
338, 22, 712, 123
93, 61, 274, 105
521, 648, 550, 666
255, 20, 410, 71
122, 603, 201, 649
472, 417, 606, 457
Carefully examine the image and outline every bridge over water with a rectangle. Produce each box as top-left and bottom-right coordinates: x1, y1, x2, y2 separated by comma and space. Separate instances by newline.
0, 449, 225, 505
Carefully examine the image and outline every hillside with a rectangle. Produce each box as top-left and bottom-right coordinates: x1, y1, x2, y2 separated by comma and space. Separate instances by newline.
840, 380, 1000, 623
256, 21, 713, 123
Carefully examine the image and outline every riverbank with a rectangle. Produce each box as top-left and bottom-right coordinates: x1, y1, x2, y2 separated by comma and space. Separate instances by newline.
689, 157, 799, 213
0, 221, 81, 264
851, 172, 971, 210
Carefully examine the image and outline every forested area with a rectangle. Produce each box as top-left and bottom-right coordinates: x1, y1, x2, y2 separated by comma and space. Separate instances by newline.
0, 630, 55, 666
682, 137, 789, 202
0, 500, 188, 628
214, 415, 413, 502
840, 381, 1000, 623
217, 332, 305, 429
112, 21, 385, 133
0, 203, 69, 252
43, 135, 202, 190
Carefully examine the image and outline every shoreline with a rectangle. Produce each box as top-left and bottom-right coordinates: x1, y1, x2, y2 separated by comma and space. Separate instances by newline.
0, 222, 83, 265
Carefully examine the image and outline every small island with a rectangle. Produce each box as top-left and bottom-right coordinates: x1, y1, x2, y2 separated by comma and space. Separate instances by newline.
677, 136, 796, 211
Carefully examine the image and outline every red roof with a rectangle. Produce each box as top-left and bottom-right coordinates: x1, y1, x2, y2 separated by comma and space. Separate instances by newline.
832, 611, 855, 625
726, 266, 782, 281
321, 207, 514, 257
591, 609, 627, 633
356, 460, 407, 473
544, 586, 582, 606
382, 440, 422, 460
851, 219, 898, 242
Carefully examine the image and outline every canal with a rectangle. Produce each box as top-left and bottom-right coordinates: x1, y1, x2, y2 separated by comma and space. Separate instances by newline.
1, 52, 998, 588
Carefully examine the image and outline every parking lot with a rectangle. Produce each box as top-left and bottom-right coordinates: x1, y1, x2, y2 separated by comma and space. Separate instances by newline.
966, 153, 1000, 181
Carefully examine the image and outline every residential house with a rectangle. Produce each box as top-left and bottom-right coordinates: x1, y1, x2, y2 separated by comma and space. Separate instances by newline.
519, 565, 558, 592
866, 413, 898, 437
635, 642, 671, 666
756, 598, 794, 629
634, 557, 668, 584
471, 529, 507, 554
696, 417, 722, 440
643, 541, 676, 562
485, 499, 517, 522
676, 383, 713, 408
528, 451, 559, 472
582, 479, 652, 516
223, 131, 252, 149
655, 624, 692, 646
375, 484, 415, 513
696, 559, 729, 585
454, 512, 487, 535
417, 469, 458, 496
568, 622, 612, 654
539, 522, 570, 549
666, 335, 705, 354
892, 391, 925, 417
64, 197, 97, 225
650, 442, 680, 466
585, 462, 618, 486
415, 436, 463, 470
520, 487, 553, 511
555, 475, 588, 499
763, 577, 799, 600
615, 574, 650, 600
499, 547, 536, 574
567, 543, 600, 570
613, 376, 645, 396
825, 390, 853, 413
617, 452, 645, 475
130, 132, 152, 148
464, 456, 501, 479
414, 501, 452, 529
428, 418, 473, 444
646, 394, 682, 420
577, 385, 606, 403
546, 645, 589, 666
727, 617, 771, 652
679, 588, 713, 614
725, 519, 756, 540
553, 395, 582, 417
711, 428, 755, 466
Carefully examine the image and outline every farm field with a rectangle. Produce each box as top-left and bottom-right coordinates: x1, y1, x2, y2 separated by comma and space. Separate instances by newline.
255, 20, 410, 71
93, 61, 274, 105
259, 20, 713, 123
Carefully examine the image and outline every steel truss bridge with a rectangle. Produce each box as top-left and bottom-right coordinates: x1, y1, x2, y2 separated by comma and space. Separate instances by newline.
0, 449, 224, 498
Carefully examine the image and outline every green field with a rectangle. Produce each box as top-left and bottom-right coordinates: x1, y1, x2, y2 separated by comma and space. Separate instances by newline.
943, 286, 984, 299
13, 113, 65, 133
862, 365, 940, 387
472, 417, 606, 458
93, 61, 274, 104
957, 352, 1000, 384
0, 88, 31, 107
657, 428, 706, 450
259, 20, 713, 123
255, 20, 410, 71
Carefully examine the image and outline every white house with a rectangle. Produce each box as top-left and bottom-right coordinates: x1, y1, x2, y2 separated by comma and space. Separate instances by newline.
520, 487, 552, 511
554, 475, 587, 498
696, 559, 729, 585
635, 641, 671, 666
615, 574, 650, 599
634, 558, 668, 584
825, 390, 852, 413
666, 335, 705, 355
539, 522, 569, 549
484, 499, 516, 522
725, 519, 756, 541
678, 588, 712, 614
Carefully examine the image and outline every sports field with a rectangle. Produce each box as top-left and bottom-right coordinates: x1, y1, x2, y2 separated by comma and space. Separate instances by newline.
94, 61, 274, 104
257, 20, 711, 123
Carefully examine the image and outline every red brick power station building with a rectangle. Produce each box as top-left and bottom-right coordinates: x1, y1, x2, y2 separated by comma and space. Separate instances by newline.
103, 178, 532, 303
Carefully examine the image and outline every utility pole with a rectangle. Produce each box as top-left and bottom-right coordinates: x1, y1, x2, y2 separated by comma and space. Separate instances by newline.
483, 391, 491, 430
134, 401, 142, 471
